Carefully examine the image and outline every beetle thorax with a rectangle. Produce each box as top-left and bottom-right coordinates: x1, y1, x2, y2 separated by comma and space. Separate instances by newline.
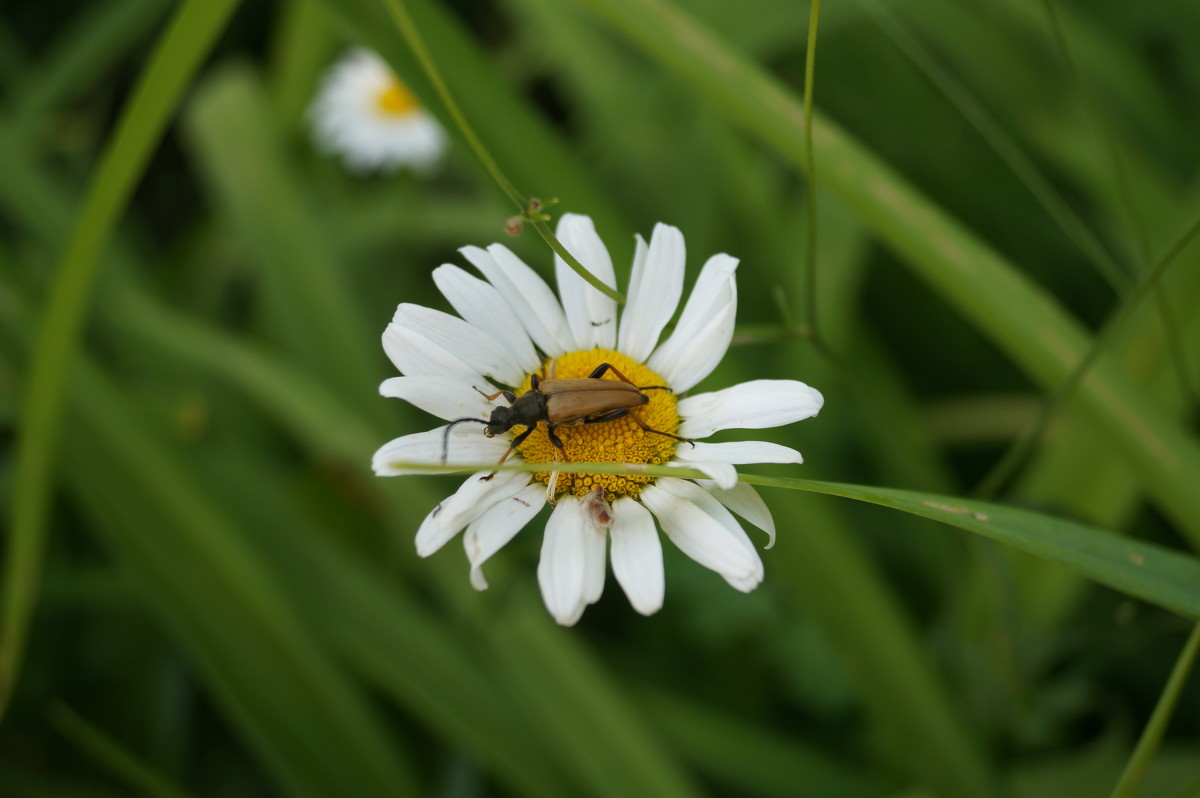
511, 349, 680, 499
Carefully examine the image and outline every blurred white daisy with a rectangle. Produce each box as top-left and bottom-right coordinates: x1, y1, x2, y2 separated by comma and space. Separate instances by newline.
373, 214, 824, 625
309, 48, 445, 174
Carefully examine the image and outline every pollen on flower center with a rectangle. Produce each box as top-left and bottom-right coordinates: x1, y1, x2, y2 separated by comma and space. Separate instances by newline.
375, 80, 419, 116
512, 349, 680, 499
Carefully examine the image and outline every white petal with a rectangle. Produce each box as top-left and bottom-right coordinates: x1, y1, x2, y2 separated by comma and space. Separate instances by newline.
673, 440, 804, 465
609, 497, 664, 616
414, 470, 531, 556
648, 253, 738, 392
554, 214, 618, 350
537, 497, 593, 626
677, 380, 825, 439
659, 302, 735, 395
461, 244, 574, 356
618, 224, 684, 363
371, 424, 507, 476
434, 469, 531, 537
378, 375, 494, 422
670, 460, 738, 490
383, 323, 486, 385
433, 264, 541, 374
695, 480, 776, 549
582, 516, 607, 606
465, 483, 546, 590
392, 304, 527, 386
641, 478, 763, 592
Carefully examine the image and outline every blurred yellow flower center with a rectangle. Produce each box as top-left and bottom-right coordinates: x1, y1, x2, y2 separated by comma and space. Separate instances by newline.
513, 349, 680, 500
375, 79, 419, 116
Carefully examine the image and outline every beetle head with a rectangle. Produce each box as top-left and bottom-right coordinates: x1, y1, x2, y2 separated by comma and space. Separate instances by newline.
485, 405, 515, 436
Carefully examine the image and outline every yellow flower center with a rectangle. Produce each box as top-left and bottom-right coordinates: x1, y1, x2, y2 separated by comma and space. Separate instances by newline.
375, 79, 420, 117
513, 349, 680, 500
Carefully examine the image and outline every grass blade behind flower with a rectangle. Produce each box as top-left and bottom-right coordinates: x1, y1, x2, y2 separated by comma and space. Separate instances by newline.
2, 0, 241, 721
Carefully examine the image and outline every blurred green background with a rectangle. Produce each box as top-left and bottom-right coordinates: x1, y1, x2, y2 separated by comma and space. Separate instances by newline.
2, 0, 1199, 796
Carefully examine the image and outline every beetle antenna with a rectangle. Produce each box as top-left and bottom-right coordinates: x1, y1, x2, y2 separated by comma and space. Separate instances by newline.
443, 417, 489, 463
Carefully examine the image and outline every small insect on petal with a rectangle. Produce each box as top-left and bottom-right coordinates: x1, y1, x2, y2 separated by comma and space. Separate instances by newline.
582, 486, 614, 530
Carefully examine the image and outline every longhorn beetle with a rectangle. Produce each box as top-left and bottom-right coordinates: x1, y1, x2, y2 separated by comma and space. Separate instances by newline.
444, 362, 692, 479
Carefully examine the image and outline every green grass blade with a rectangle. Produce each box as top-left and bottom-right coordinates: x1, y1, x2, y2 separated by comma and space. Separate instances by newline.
567, 0, 1200, 548
48, 703, 195, 798
740, 474, 1200, 620
2, 0, 241, 720
1109, 623, 1200, 798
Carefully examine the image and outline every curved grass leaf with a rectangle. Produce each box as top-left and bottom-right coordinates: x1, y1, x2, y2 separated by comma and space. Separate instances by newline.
748, 475, 1200, 620
3, 0, 241, 720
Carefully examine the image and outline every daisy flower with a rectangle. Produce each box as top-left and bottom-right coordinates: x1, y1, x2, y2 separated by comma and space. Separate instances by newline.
373, 214, 824, 625
309, 48, 446, 174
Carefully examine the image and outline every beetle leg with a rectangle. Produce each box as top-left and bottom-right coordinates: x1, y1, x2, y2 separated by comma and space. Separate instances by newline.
628, 408, 694, 447
581, 406, 694, 446
588, 362, 669, 392
586, 362, 624, 381
476, 387, 516, 404
583, 408, 631, 425
480, 425, 535, 481
545, 422, 567, 452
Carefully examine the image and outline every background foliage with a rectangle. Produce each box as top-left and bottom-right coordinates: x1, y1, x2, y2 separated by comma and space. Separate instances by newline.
2, 0, 1199, 796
